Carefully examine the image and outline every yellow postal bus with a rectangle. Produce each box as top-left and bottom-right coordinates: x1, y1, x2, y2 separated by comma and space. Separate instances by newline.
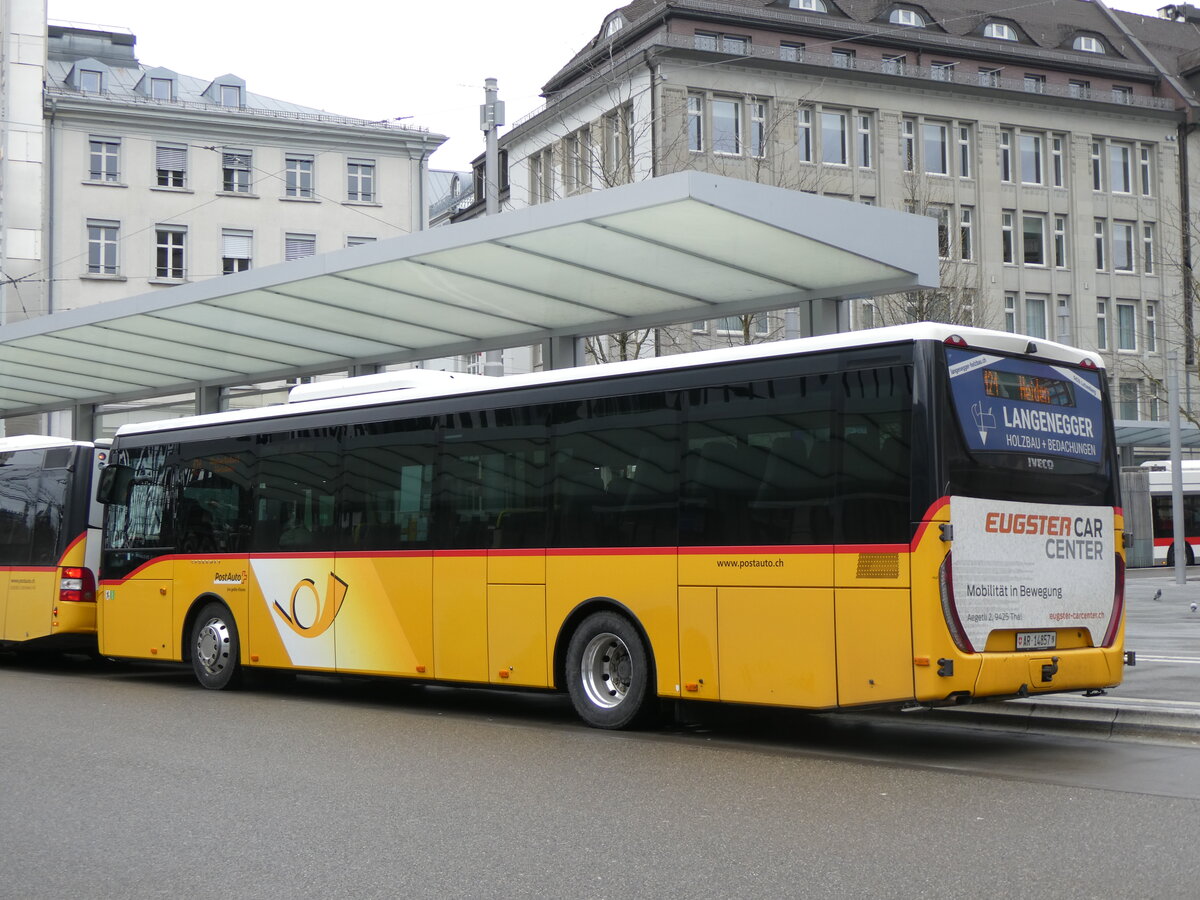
0, 436, 107, 650
96, 324, 1126, 727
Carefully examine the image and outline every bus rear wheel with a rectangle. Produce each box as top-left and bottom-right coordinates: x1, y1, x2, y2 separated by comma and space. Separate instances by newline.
565, 611, 652, 729
190, 602, 241, 690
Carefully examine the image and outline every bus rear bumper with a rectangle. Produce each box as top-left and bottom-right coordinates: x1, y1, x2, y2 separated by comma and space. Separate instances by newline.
970, 646, 1124, 698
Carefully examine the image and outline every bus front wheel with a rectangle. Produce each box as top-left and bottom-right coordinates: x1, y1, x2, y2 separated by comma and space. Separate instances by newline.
565, 611, 652, 730
1166, 544, 1196, 567
190, 602, 241, 690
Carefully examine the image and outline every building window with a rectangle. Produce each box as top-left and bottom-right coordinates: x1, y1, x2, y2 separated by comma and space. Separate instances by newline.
1025, 295, 1048, 339
89, 138, 120, 182
959, 207, 973, 261
530, 148, 553, 203
978, 67, 1001, 87
1144, 223, 1156, 274
150, 77, 173, 101
744, 102, 765, 158
155, 227, 186, 280
1000, 130, 1012, 182
285, 233, 316, 261
789, 0, 828, 10
1054, 216, 1068, 268
285, 155, 314, 198
1113, 221, 1135, 272
796, 107, 813, 162
688, 95, 704, 152
1091, 141, 1103, 190
922, 121, 947, 175
694, 32, 718, 51
1020, 133, 1042, 184
347, 158, 376, 202
155, 144, 187, 188
882, 54, 906, 75
927, 206, 951, 258
1069, 80, 1091, 99
1111, 86, 1133, 105
1004, 294, 1017, 332
1052, 135, 1065, 187
831, 49, 855, 69
1023, 74, 1046, 94
86, 220, 118, 274
930, 62, 955, 81
1097, 300, 1108, 350
1118, 380, 1139, 420
604, 16, 623, 37
1023, 214, 1046, 266
79, 69, 103, 93
346, 236, 376, 247
1116, 303, 1137, 351
1146, 302, 1157, 352
902, 118, 915, 171
822, 110, 847, 165
712, 98, 741, 155
984, 23, 1017, 41
890, 9, 925, 26
958, 125, 971, 178
857, 115, 872, 168
221, 229, 252, 274
1109, 143, 1132, 193
1056, 295, 1072, 342
1002, 212, 1015, 264
780, 42, 804, 61
1094, 219, 1106, 270
220, 84, 242, 107
1140, 147, 1153, 196
222, 149, 252, 193
1074, 35, 1105, 53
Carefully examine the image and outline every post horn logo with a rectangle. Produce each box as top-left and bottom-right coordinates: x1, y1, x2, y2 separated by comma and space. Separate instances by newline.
273, 573, 348, 638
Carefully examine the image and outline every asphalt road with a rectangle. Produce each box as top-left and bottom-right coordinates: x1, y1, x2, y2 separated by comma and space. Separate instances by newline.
1, 652, 1199, 899
1120, 567, 1200, 704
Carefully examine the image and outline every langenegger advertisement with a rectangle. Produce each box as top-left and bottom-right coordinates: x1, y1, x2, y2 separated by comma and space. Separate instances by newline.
944, 347, 1116, 650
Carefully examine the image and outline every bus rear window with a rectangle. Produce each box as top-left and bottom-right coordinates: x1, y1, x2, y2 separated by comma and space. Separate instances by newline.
945, 347, 1105, 466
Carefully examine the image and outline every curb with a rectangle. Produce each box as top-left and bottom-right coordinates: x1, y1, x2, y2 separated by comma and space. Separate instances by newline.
925, 695, 1200, 742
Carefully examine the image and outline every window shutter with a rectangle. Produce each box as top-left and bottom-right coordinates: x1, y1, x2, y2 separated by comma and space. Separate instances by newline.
285, 235, 315, 261
222, 231, 252, 259
222, 150, 250, 168
156, 145, 186, 170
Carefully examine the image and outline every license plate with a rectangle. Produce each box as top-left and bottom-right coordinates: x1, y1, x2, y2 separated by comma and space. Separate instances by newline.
1016, 631, 1057, 651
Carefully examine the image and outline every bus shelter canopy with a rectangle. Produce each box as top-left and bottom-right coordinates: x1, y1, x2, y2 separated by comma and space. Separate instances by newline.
0, 172, 938, 418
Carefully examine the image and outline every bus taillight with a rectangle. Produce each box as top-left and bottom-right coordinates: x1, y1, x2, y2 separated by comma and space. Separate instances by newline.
59, 567, 96, 603
938, 553, 974, 653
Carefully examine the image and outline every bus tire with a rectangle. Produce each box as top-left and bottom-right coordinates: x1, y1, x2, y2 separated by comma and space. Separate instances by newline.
1166, 544, 1196, 567
565, 611, 652, 730
190, 602, 241, 690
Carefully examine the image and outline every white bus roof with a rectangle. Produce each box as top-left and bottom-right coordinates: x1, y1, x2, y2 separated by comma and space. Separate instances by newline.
0, 435, 95, 452
114, 323, 1103, 440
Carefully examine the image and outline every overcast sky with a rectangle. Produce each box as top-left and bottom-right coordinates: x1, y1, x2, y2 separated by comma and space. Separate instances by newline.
45, 0, 1172, 173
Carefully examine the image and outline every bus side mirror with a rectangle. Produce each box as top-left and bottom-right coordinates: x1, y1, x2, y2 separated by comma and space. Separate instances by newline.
96, 464, 134, 506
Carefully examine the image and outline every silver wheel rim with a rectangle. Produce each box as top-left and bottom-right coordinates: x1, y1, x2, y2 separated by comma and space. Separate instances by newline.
579, 631, 632, 710
196, 616, 232, 677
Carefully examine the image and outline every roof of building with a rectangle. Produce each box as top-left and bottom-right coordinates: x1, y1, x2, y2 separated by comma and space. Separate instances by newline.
545, 0, 1200, 94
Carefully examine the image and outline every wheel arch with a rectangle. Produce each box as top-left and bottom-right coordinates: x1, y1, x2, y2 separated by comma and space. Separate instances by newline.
553, 596, 655, 691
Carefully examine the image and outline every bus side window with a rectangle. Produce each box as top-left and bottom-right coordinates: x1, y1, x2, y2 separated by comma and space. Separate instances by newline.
252, 445, 338, 553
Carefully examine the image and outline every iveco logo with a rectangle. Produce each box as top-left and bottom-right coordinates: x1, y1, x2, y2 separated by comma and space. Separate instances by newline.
1026, 457, 1055, 470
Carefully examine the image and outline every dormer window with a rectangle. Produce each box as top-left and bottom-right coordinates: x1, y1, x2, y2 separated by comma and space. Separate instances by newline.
205, 75, 246, 108
150, 78, 173, 100
220, 85, 241, 107
604, 16, 624, 37
983, 22, 1017, 41
789, 0, 828, 11
79, 69, 103, 93
1073, 35, 1105, 53
889, 9, 926, 27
